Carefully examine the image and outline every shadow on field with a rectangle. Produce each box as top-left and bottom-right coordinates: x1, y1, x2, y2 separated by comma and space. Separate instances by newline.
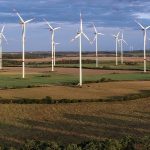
100, 112, 150, 120
0, 110, 150, 147
63, 113, 150, 135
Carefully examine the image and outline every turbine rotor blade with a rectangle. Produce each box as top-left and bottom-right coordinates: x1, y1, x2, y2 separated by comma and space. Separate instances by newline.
16, 12, 24, 23
25, 18, 34, 24
146, 26, 150, 30
135, 20, 145, 29
91, 35, 97, 44
82, 32, 90, 41
123, 39, 128, 45
71, 33, 81, 42
1, 25, 5, 33
54, 42, 60, 45
112, 34, 117, 38
93, 23, 97, 33
117, 32, 120, 37
43, 19, 53, 30
54, 27, 61, 30
98, 32, 104, 35
2, 34, 8, 43
75, 33, 81, 38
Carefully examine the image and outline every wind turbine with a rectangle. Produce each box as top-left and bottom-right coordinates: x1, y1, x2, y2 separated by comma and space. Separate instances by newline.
44, 19, 60, 71
130, 45, 134, 52
15, 10, 34, 78
118, 33, 128, 64
135, 20, 150, 72
0, 25, 7, 70
113, 32, 120, 66
71, 13, 90, 87
53, 42, 60, 66
92, 24, 104, 67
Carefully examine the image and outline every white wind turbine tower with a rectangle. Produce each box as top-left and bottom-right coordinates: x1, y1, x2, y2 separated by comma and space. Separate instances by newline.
113, 32, 120, 66
118, 33, 128, 64
130, 46, 134, 52
0, 25, 7, 70
71, 13, 90, 87
92, 24, 104, 67
15, 10, 34, 78
135, 20, 150, 72
44, 19, 60, 71
53, 42, 60, 66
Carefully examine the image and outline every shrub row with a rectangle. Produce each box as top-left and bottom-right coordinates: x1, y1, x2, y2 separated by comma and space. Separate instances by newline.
27, 59, 96, 65
1, 136, 150, 150
0, 90, 150, 104
54, 65, 146, 71
3, 60, 22, 67
108, 90, 150, 102
124, 62, 138, 65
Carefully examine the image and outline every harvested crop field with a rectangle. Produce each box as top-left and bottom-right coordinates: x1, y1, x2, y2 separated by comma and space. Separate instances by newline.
0, 98, 149, 146
0, 81, 150, 100
8, 56, 150, 63
0, 67, 141, 75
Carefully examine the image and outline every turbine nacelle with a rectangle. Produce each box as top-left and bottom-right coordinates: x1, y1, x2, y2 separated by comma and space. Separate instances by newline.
71, 14, 90, 43
135, 20, 150, 31
44, 19, 61, 32
92, 24, 104, 44
118, 33, 128, 45
19, 21, 24, 25
15, 10, 34, 25
113, 32, 120, 39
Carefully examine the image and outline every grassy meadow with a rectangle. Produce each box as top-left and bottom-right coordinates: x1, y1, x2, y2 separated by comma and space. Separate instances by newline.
0, 71, 150, 89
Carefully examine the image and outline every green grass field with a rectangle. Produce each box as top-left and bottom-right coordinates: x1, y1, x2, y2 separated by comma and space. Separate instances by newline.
24, 58, 150, 70
55, 61, 150, 71
0, 72, 150, 89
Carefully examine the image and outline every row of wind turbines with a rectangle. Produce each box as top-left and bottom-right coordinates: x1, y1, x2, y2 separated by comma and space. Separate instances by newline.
71, 14, 150, 86
0, 11, 149, 86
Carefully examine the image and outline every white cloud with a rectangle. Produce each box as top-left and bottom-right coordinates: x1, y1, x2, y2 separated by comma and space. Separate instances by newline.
133, 12, 150, 19
0, 12, 14, 17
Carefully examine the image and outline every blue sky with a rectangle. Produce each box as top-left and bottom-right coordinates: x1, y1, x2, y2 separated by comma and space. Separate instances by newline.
1, 0, 150, 52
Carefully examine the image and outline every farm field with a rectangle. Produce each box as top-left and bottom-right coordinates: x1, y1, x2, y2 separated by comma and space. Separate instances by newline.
0, 98, 149, 147
0, 65, 150, 100
0, 54, 150, 148
1, 0, 150, 148
0, 81, 150, 100
0, 67, 150, 97
29, 60, 150, 71
8, 56, 147, 62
